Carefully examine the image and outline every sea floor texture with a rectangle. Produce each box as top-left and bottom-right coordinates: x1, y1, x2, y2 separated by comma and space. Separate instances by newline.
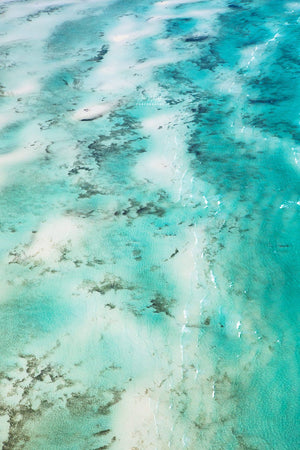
0, 0, 299, 449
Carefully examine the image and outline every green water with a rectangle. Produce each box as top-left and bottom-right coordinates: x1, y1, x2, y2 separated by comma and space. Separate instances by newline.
0, 0, 299, 448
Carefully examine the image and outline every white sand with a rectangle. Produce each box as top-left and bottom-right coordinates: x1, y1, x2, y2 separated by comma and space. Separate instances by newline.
111, 379, 170, 450
73, 103, 115, 121
25, 216, 82, 263
108, 15, 161, 44
149, 8, 224, 22
3, 81, 39, 97
0, 113, 15, 130
0, 147, 37, 166
134, 114, 178, 190
0, 414, 9, 447
155, 0, 204, 6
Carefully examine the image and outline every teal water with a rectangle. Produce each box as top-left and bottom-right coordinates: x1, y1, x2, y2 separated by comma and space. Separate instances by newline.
0, 0, 299, 448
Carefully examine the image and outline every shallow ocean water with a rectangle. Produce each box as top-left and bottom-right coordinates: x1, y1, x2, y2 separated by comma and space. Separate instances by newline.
0, 0, 299, 449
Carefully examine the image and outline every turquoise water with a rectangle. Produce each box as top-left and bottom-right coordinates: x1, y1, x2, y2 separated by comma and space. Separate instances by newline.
0, 0, 299, 448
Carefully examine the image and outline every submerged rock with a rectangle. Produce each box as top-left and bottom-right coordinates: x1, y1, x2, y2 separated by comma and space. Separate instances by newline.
184, 35, 209, 43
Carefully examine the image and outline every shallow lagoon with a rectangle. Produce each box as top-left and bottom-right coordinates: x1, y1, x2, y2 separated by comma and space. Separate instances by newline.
0, 0, 299, 448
